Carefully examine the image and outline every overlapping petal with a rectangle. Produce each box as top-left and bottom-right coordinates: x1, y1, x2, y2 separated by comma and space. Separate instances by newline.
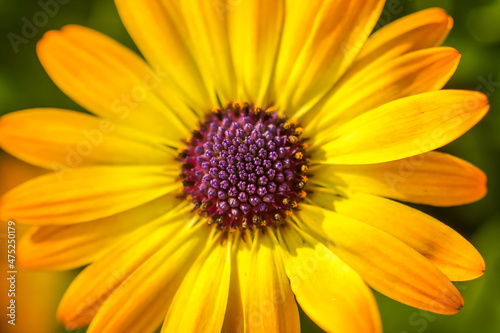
312, 90, 488, 165
276, 0, 385, 116
114, 0, 212, 112
18, 193, 183, 270
278, 226, 381, 333
161, 231, 231, 333
351, 8, 453, 75
303, 47, 461, 130
308, 189, 485, 281
57, 208, 196, 330
229, 231, 300, 333
37, 24, 196, 146
228, 0, 284, 106
296, 204, 464, 315
80, 222, 205, 333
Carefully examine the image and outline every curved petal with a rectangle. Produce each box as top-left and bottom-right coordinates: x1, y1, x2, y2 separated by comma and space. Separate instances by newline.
310, 151, 487, 206
276, 0, 385, 116
0, 165, 179, 225
304, 47, 461, 131
18, 193, 183, 270
161, 232, 231, 333
312, 90, 489, 165
308, 189, 485, 281
0, 109, 174, 170
37, 25, 196, 146
57, 207, 194, 330
278, 226, 381, 333
296, 204, 464, 315
349, 8, 453, 76
69, 219, 206, 333
228, 0, 284, 106
115, 0, 212, 112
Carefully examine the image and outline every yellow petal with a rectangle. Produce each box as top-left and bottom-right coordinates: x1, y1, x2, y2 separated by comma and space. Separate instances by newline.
0, 109, 174, 170
278, 226, 381, 333
162, 232, 232, 333
223, 230, 250, 333
228, 0, 284, 106
0, 165, 178, 224
239, 230, 300, 333
114, 0, 211, 112
37, 25, 196, 146
309, 189, 485, 281
310, 151, 487, 206
176, 0, 236, 104
18, 193, 182, 270
276, 0, 385, 116
68, 218, 206, 333
296, 204, 464, 315
349, 8, 453, 76
313, 90, 489, 165
304, 47, 461, 131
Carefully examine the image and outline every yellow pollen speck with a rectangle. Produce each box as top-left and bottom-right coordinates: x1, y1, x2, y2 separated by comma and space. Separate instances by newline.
295, 152, 303, 159
289, 136, 298, 144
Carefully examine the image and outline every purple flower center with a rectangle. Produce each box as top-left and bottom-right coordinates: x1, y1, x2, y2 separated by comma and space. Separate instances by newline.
179, 103, 308, 230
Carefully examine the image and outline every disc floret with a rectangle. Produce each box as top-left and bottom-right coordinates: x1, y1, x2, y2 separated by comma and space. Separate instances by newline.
179, 103, 308, 230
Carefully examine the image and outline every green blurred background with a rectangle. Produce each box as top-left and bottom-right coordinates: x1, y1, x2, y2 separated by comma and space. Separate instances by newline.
0, 0, 499, 332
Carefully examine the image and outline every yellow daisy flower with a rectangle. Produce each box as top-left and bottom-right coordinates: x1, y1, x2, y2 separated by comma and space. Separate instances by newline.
0, 1, 489, 332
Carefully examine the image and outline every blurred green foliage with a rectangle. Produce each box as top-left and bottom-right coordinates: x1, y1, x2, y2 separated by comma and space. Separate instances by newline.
0, 0, 499, 332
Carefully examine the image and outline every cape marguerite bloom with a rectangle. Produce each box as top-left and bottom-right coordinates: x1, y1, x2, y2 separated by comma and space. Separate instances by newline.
0, 1, 488, 332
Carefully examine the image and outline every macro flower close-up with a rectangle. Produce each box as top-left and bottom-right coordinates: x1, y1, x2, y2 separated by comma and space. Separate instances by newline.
0, 0, 495, 332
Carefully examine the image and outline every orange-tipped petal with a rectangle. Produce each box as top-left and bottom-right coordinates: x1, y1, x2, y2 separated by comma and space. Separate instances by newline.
309, 189, 485, 281
37, 25, 196, 144
297, 204, 464, 315
0, 166, 178, 224
313, 90, 488, 165
310, 151, 487, 206
278, 226, 381, 333
18, 194, 183, 270
305, 47, 461, 132
0, 109, 174, 170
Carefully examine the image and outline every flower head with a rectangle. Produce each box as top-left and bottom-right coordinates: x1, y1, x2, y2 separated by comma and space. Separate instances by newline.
0, 1, 488, 332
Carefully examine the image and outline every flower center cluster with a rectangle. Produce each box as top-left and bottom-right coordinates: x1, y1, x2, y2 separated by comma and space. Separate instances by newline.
179, 103, 308, 230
